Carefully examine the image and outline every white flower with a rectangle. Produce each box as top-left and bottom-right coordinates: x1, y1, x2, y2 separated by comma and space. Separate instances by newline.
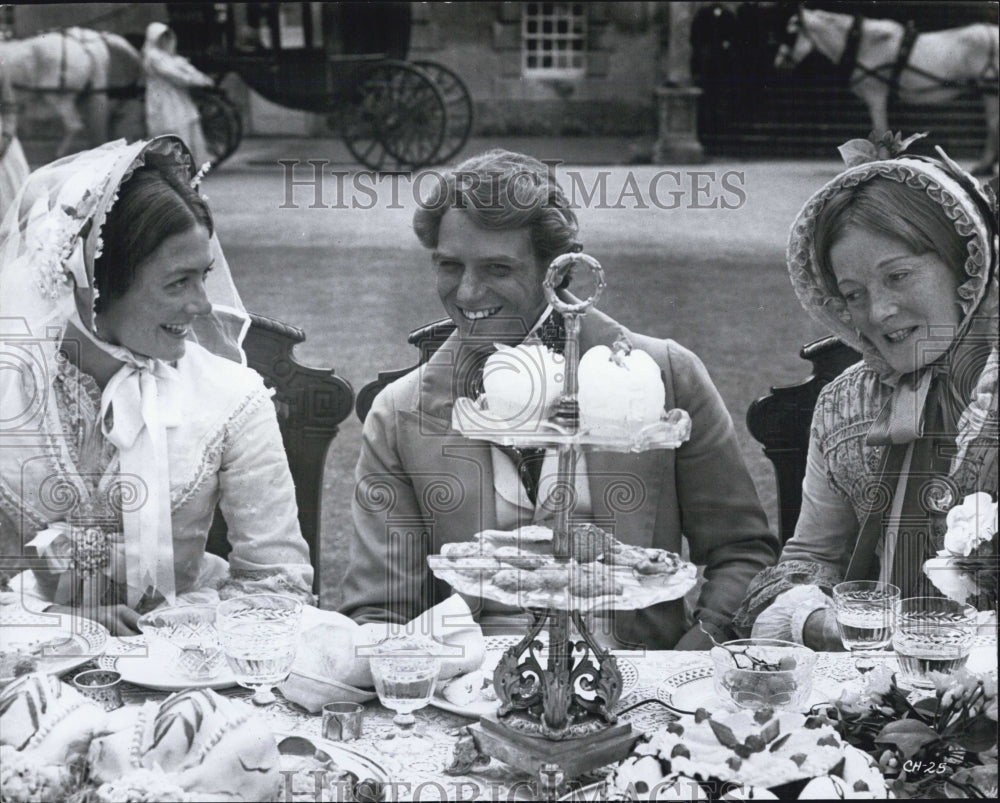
923, 558, 979, 604
944, 492, 998, 557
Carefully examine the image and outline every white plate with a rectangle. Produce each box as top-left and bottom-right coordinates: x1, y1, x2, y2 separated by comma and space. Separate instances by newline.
98, 636, 238, 691
275, 731, 393, 800
431, 635, 639, 718
1, 607, 108, 682
656, 664, 836, 715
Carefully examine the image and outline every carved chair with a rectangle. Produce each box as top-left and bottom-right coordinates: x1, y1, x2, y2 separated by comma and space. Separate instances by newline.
205, 313, 355, 592
746, 335, 862, 544
355, 317, 457, 422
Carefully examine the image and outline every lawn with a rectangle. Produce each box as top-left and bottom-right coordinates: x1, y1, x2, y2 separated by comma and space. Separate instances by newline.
208, 160, 836, 607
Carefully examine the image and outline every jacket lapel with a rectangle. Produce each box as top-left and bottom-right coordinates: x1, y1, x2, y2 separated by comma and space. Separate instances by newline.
396, 411, 497, 544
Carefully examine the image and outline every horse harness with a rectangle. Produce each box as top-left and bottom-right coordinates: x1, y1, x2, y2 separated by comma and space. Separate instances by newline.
836, 16, 999, 100
13, 29, 140, 98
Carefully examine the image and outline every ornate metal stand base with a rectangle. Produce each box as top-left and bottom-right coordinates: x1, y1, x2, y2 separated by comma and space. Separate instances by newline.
447, 714, 638, 800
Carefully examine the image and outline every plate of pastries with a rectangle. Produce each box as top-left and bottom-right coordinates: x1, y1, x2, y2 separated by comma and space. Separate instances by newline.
427, 523, 697, 612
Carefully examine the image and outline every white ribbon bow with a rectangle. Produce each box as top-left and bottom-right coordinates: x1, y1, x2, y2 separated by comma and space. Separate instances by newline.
100, 358, 179, 608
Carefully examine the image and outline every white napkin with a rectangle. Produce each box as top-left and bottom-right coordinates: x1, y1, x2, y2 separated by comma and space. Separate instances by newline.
282, 595, 485, 694
356, 593, 486, 683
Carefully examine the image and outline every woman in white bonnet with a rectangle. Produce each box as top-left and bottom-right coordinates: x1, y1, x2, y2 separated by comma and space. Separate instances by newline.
0, 137, 313, 634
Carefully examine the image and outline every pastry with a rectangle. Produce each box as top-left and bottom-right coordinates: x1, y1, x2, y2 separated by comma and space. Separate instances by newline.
608, 708, 888, 800
570, 522, 617, 562
578, 342, 666, 437
569, 566, 624, 598
0, 673, 103, 766
494, 546, 549, 570
88, 688, 282, 801
493, 568, 545, 593
482, 343, 563, 426
477, 525, 554, 554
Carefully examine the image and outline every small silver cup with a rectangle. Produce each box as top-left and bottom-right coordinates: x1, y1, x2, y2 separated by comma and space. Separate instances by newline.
72, 669, 124, 711
321, 701, 364, 741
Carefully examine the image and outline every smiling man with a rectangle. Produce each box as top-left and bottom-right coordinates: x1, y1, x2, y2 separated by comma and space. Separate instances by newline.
339, 150, 778, 650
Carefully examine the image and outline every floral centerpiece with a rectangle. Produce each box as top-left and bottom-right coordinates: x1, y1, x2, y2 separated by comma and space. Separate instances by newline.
822, 665, 998, 798
924, 492, 998, 615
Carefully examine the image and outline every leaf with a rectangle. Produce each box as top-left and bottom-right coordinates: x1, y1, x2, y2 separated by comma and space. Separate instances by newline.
670, 744, 690, 759
912, 698, 939, 718
897, 132, 929, 152
838, 138, 879, 167
25, 691, 39, 734
0, 693, 18, 719
875, 719, 939, 759
151, 713, 178, 751
760, 718, 780, 744
182, 718, 196, 751
769, 733, 792, 753
708, 719, 740, 748
956, 715, 998, 752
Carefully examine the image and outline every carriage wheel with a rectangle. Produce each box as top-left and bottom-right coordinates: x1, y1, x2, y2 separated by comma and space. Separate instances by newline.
195, 88, 243, 168
412, 61, 473, 165
341, 62, 446, 171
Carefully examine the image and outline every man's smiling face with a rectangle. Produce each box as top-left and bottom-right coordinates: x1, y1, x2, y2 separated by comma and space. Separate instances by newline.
433, 210, 548, 345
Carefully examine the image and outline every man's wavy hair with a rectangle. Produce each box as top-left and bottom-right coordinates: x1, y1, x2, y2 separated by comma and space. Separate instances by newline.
413, 149, 581, 268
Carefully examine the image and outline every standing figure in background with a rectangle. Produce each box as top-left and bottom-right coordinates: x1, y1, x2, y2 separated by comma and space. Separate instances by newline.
0, 64, 28, 222
142, 22, 213, 169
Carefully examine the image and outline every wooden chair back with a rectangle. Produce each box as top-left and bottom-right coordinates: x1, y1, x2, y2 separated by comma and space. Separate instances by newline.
205, 313, 355, 592
746, 335, 862, 544
355, 317, 457, 422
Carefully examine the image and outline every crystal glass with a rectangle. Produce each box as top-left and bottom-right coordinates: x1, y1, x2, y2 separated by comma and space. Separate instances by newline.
709, 638, 817, 711
892, 596, 977, 688
137, 605, 225, 680
368, 636, 442, 754
216, 594, 303, 705
833, 581, 900, 674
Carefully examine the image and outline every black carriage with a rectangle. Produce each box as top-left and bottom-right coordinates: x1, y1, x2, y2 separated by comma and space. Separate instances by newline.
167, 2, 473, 171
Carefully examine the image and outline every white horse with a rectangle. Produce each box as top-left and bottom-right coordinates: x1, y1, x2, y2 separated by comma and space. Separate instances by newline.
0, 28, 143, 158
776, 7, 999, 175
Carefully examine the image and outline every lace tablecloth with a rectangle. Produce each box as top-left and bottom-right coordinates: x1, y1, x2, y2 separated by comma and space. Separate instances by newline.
96, 642, 1000, 802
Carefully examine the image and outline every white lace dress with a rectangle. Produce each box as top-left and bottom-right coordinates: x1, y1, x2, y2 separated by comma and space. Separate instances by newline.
0, 341, 314, 608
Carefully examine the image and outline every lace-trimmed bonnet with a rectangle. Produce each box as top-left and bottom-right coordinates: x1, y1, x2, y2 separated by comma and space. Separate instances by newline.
0, 137, 248, 608
786, 135, 998, 378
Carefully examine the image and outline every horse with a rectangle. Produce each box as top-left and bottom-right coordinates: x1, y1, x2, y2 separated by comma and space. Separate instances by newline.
775, 7, 999, 175
0, 28, 144, 158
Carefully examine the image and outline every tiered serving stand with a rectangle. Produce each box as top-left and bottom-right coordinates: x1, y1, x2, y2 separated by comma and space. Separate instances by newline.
428, 254, 695, 799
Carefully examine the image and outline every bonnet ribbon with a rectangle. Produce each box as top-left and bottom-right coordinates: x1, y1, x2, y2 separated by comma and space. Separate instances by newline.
865, 369, 935, 446
97, 347, 179, 610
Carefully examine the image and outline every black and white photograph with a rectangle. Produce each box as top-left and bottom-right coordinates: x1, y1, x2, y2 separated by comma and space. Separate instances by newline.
1, 2, 997, 800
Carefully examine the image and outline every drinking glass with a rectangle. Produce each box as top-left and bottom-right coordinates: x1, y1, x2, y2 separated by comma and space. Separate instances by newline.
368, 636, 442, 755
216, 594, 303, 706
833, 581, 900, 674
892, 596, 977, 688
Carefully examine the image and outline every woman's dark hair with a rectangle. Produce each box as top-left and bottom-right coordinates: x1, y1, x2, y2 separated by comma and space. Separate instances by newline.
412, 149, 581, 269
93, 152, 213, 312
813, 176, 970, 298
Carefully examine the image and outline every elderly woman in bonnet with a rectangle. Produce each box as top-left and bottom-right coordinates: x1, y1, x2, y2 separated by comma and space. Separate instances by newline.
734, 133, 999, 650
0, 137, 313, 635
